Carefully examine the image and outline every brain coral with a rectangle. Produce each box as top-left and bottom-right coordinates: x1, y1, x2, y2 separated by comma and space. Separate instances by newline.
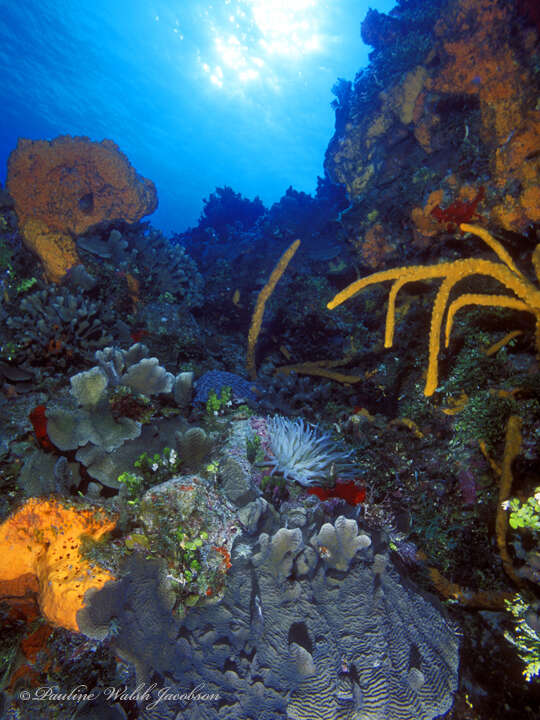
79, 518, 459, 719
6, 135, 158, 281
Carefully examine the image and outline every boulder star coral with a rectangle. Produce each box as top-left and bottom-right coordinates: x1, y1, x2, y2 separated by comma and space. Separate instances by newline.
266, 415, 354, 487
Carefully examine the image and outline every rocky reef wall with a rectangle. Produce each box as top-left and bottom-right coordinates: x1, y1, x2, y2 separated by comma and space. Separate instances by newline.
325, 0, 539, 269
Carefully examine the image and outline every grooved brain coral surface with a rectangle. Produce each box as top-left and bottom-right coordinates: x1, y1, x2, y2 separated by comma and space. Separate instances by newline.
6, 135, 158, 235
165, 528, 459, 719
84, 522, 459, 720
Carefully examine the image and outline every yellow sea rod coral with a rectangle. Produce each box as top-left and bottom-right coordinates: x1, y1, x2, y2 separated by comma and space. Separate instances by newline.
247, 239, 300, 380
327, 224, 540, 396
0, 498, 115, 631
496, 415, 523, 586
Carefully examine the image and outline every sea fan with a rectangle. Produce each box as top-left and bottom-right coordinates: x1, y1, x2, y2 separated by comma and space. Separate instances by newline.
266, 415, 354, 487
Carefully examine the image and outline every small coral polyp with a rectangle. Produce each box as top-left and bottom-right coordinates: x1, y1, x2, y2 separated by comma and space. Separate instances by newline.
0, 498, 115, 632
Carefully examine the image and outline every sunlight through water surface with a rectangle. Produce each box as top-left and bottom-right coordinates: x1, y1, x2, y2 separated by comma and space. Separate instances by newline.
196, 0, 323, 91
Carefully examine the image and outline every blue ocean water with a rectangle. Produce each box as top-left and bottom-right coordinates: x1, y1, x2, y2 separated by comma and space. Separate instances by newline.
0, 0, 395, 235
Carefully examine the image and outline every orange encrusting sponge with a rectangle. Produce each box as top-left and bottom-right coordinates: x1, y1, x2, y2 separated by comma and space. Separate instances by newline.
0, 498, 115, 632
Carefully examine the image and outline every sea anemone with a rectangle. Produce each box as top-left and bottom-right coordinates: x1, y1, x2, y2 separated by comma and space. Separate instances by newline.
266, 415, 354, 487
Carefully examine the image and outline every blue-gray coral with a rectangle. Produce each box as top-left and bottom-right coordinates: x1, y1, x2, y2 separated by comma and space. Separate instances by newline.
78, 515, 459, 720
184, 520, 458, 720
194, 370, 258, 405
46, 344, 176, 487
3, 285, 118, 374
94, 343, 174, 394
77, 554, 183, 681
77, 225, 204, 310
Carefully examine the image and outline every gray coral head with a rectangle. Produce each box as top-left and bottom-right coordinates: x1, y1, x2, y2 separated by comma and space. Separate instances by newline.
266, 415, 354, 487
311, 516, 371, 572
122, 356, 174, 396
70, 366, 108, 407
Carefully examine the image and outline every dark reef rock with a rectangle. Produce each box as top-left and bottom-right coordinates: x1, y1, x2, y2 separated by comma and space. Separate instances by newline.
4, 285, 119, 374
325, 0, 540, 270
361, 7, 407, 50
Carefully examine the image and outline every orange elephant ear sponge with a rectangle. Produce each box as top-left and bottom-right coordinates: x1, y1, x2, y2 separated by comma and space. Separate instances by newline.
6, 135, 158, 282
0, 498, 116, 632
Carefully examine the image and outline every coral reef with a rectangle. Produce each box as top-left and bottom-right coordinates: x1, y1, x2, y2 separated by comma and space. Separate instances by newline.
175, 426, 213, 469
42, 344, 183, 489
198, 185, 265, 241
310, 515, 371, 571
77, 553, 182, 681
3, 285, 120, 376
78, 517, 459, 719
325, 0, 540, 262
77, 224, 204, 311
247, 239, 300, 379
0, 3, 538, 717
77, 468, 240, 677
328, 225, 540, 395
194, 369, 258, 406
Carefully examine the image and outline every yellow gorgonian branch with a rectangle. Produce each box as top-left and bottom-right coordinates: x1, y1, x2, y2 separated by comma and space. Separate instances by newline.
327, 224, 540, 396
275, 357, 363, 384
496, 414, 523, 587
247, 239, 300, 380
444, 296, 529, 347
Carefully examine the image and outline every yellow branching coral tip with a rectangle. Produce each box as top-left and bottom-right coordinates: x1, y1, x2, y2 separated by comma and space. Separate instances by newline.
496, 415, 523, 586
484, 330, 523, 357
389, 417, 424, 438
0, 498, 116, 632
479, 439, 501, 477
276, 361, 363, 384
427, 565, 511, 610
459, 223, 523, 276
532, 244, 540, 283
247, 239, 300, 380
445, 295, 528, 348
327, 223, 540, 396
441, 391, 469, 415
